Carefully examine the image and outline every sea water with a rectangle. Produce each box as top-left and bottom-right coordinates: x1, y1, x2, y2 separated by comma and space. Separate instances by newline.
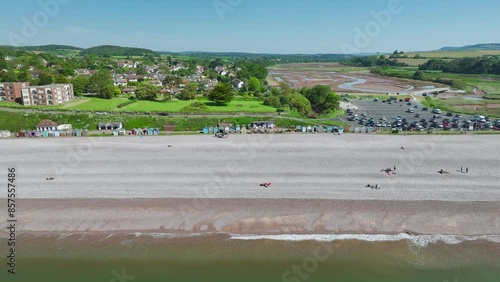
1, 233, 499, 282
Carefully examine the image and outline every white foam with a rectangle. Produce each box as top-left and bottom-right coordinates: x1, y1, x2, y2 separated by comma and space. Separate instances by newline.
57, 234, 73, 240
229, 234, 500, 247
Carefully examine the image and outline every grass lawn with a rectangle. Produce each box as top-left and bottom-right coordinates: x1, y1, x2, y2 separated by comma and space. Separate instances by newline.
57, 97, 276, 113
122, 98, 277, 113
0, 101, 62, 110
122, 100, 192, 112
485, 93, 500, 100
66, 98, 129, 111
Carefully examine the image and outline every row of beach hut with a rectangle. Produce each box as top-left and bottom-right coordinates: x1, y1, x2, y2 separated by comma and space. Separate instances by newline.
202, 125, 344, 134
129, 128, 160, 136
291, 125, 344, 134
350, 126, 375, 133
17, 130, 91, 138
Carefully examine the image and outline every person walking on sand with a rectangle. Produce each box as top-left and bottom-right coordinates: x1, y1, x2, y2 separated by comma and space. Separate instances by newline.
461, 166, 463, 172
466, 167, 469, 174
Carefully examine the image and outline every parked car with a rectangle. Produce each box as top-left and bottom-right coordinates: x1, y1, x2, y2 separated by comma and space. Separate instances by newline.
422, 107, 429, 111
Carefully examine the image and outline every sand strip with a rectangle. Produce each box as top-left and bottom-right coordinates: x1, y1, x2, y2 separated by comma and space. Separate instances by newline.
2, 198, 499, 236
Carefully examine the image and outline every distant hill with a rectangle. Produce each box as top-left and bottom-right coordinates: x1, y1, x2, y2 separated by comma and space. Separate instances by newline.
439, 43, 500, 51
157, 51, 354, 62
81, 45, 156, 56
0, 44, 82, 54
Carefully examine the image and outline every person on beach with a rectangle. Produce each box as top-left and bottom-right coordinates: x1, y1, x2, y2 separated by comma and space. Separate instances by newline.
461, 166, 463, 172
260, 182, 271, 188
466, 167, 469, 173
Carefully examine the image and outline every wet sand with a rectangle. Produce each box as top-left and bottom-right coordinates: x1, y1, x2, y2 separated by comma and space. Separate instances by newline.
3, 198, 500, 236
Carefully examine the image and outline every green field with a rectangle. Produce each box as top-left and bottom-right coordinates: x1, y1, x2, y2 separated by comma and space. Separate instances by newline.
396, 58, 434, 66
122, 99, 277, 113
375, 67, 500, 93
49, 97, 277, 113
0, 101, 60, 110
65, 98, 129, 111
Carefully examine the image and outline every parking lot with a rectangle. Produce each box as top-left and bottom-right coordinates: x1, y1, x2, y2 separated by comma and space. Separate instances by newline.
342, 98, 499, 131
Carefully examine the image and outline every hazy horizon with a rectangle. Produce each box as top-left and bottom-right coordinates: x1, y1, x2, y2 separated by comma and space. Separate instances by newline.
1, 0, 499, 54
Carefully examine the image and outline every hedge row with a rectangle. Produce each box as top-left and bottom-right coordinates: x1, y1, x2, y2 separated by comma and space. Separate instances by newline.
117, 100, 137, 108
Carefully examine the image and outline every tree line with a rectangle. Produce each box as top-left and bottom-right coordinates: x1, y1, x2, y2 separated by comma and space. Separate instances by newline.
419, 56, 500, 75
342, 55, 407, 67
370, 67, 467, 90
80, 45, 157, 57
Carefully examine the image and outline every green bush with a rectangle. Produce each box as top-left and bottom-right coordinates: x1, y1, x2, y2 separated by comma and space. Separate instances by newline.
117, 100, 138, 109
181, 102, 210, 113
263, 96, 282, 108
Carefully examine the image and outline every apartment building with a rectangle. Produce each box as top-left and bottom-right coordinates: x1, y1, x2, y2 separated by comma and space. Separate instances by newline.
0, 82, 30, 103
23, 84, 74, 106
0, 82, 74, 106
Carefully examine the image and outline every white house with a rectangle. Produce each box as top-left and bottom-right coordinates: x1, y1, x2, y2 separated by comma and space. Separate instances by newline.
36, 120, 59, 131
232, 79, 244, 89
98, 122, 123, 131
57, 124, 73, 131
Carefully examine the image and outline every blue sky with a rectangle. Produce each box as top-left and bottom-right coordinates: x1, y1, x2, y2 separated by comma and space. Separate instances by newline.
1, 0, 499, 54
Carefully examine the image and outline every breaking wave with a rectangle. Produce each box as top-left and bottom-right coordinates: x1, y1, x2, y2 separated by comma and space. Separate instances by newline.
229, 233, 500, 247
